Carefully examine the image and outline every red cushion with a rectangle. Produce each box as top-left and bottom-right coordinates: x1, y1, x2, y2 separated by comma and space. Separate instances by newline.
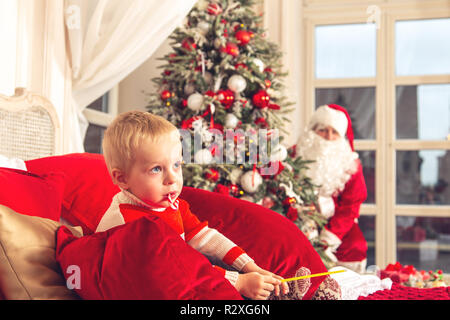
26, 153, 120, 234
55, 216, 243, 300
0, 168, 64, 221
180, 186, 328, 300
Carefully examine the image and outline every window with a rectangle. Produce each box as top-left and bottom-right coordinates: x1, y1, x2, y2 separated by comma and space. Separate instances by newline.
304, 1, 450, 271
83, 86, 118, 153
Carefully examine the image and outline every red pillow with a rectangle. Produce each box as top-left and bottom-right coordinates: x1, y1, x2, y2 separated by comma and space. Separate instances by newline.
56, 215, 243, 300
180, 186, 328, 300
26, 153, 120, 234
0, 168, 64, 221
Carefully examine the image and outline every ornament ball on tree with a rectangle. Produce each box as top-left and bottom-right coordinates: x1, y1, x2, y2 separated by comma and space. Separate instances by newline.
240, 171, 263, 193
252, 90, 270, 108
227, 74, 247, 93
235, 30, 252, 46
187, 92, 204, 111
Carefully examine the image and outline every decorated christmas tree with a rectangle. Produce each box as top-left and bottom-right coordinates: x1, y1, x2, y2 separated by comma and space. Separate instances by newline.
147, 0, 335, 268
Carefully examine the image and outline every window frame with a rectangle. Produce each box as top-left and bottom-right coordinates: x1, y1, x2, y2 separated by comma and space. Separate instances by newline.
82, 85, 119, 152
303, 0, 450, 268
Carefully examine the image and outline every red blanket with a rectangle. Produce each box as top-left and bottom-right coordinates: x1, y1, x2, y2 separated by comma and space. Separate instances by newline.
358, 283, 450, 300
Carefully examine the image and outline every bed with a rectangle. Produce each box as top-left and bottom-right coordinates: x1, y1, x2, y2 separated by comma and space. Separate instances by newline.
0, 88, 448, 300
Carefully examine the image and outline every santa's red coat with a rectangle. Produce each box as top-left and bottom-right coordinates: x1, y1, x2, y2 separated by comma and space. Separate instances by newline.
325, 160, 368, 263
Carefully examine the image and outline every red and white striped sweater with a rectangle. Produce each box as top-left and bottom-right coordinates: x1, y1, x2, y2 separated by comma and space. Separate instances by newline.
96, 190, 254, 285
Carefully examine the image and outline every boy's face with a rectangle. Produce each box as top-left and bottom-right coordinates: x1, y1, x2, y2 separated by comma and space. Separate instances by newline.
115, 130, 183, 209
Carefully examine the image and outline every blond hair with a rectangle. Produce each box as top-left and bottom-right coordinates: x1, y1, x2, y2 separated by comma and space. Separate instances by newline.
102, 110, 177, 175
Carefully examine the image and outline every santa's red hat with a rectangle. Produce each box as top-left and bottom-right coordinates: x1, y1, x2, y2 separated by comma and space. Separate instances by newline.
308, 104, 355, 151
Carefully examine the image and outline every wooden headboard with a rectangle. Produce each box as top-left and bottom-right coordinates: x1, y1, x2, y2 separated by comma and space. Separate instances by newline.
0, 88, 60, 160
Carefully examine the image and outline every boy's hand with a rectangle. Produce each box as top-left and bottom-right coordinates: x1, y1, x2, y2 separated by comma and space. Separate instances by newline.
235, 272, 280, 300
241, 261, 289, 296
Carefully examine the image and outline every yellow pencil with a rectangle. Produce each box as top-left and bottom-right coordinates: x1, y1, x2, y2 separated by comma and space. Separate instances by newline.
281, 269, 346, 283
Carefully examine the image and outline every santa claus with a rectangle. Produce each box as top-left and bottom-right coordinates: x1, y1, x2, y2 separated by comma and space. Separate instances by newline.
296, 104, 368, 273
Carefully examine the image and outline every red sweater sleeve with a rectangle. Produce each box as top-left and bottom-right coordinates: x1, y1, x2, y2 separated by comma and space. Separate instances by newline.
178, 199, 208, 241
325, 161, 367, 240
179, 199, 253, 271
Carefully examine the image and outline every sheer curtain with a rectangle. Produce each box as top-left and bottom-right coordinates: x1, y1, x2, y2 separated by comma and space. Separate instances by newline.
64, 0, 198, 152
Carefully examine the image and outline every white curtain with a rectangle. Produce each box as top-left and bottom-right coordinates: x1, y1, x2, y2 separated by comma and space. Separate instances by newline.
64, 0, 198, 152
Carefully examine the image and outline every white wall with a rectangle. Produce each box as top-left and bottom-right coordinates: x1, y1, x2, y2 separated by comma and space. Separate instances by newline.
118, 38, 172, 113
0, 0, 18, 96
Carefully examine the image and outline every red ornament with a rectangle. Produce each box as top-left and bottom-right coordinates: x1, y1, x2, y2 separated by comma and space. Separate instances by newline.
283, 197, 297, 207
235, 63, 248, 70
211, 122, 224, 133
181, 99, 188, 108
214, 183, 230, 195
252, 90, 270, 108
273, 161, 285, 176
288, 145, 297, 158
160, 90, 172, 100
268, 103, 280, 110
205, 168, 220, 182
235, 30, 251, 46
168, 53, 177, 63
182, 38, 196, 51
216, 89, 235, 108
229, 184, 241, 197
264, 79, 271, 88
259, 161, 284, 177
221, 42, 239, 57
207, 3, 222, 15
205, 90, 216, 98
286, 206, 298, 222
254, 117, 268, 128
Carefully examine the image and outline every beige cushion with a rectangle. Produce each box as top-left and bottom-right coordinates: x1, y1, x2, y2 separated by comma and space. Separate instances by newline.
0, 205, 82, 300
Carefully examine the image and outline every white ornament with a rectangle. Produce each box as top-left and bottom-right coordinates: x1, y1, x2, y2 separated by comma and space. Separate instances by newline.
224, 113, 239, 129
184, 83, 196, 95
270, 144, 288, 162
194, 149, 213, 164
187, 92, 204, 111
227, 75, 247, 93
197, 21, 210, 35
240, 171, 263, 193
252, 58, 264, 73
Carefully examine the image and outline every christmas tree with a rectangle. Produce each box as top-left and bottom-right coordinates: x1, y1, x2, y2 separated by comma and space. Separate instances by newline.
147, 0, 335, 268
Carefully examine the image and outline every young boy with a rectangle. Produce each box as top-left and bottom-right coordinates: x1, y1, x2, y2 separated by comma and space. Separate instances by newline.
95, 110, 290, 300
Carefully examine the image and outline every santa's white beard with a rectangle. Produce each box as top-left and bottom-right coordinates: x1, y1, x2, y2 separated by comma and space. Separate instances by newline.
296, 129, 358, 197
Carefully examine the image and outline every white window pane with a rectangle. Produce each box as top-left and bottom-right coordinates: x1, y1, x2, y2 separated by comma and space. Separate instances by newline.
397, 216, 450, 273
396, 18, 450, 76
315, 24, 377, 79
396, 84, 450, 140
396, 150, 450, 205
